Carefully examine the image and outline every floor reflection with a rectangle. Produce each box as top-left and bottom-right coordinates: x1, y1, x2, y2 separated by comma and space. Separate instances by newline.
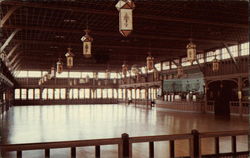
1, 104, 248, 158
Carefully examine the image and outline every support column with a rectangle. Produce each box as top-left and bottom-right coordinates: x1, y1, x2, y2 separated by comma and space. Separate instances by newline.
204, 81, 208, 113
134, 87, 137, 107
125, 88, 128, 105
146, 87, 149, 108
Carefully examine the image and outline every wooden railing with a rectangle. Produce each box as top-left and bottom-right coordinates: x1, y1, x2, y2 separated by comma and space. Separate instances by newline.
229, 101, 249, 115
156, 100, 204, 112
1, 130, 248, 158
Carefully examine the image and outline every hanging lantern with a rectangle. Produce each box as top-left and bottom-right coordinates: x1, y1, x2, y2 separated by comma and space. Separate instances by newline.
238, 90, 242, 100
122, 63, 128, 77
65, 48, 74, 68
38, 79, 42, 85
212, 56, 219, 72
177, 66, 183, 77
93, 72, 98, 80
51, 66, 55, 78
131, 64, 139, 75
153, 69, 158, 80
146, 53, 154, 71
116, 0, 135, 37
186, 39, 196, 63
81, 29, 93, 58
106, 69, 110, 79
56, 58, 63, 74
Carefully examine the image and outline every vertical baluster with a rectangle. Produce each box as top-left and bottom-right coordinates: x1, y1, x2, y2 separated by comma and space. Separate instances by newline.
17, 151, 22, 158
45, 149, 50, 158
95, 145, 100, 158
191, 129, 201, 158
121, 133, 131, 158
215, 137, 219, 156
149, 141, 154, 158
169, 140, 175, 158
232, 136, 237, 155
71, 147, 76, 158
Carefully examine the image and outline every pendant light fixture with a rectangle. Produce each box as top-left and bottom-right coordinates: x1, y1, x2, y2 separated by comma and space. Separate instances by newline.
122, 61, 128, 77
65, 47, 74, 68
146, 52, 154, 71
212, 55, 219, 72
81, 29, 93, 58
186, 39, 196, 64
56, 58, 63, 74
50, 66, 55, 78
115, 0, 135, 37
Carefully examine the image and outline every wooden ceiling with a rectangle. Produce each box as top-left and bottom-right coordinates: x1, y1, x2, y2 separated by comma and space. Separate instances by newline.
0, 0, 248, 71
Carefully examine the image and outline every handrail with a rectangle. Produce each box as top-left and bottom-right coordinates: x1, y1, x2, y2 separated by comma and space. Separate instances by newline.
1, 138, 122, 152
1, 130, 248, 158
200, 130, 248, 138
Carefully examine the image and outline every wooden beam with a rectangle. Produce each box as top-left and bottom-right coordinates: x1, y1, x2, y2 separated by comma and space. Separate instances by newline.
12, 58, 22, 69
0, 29, 20, 53
223, 42, 239, 71
0, 6, 20, 28
10, 52, 21, 65
7, 43, 20, 59
13, 39, 203, 53
3, 25, 238, 44
1, 1, 248, 29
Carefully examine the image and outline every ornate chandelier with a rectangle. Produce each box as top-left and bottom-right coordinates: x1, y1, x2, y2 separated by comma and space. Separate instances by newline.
81, 29, 93, 58
115, 0, 135, 37
186, 39, 196, 63
56, 58, 63, 74
65, 48, 74, 68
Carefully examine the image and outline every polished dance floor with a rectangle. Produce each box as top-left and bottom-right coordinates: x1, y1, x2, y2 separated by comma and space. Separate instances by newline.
1, 104, 248, 158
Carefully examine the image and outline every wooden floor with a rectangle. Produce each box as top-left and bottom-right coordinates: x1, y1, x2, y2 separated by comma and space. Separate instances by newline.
1, 104, 248, 158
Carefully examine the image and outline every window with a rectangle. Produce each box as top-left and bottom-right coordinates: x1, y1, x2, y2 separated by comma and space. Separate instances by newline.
132, 89, 135, 99
42, 89, 47, 100
118, 89, 123, 99
171, 60, 178, 69
141, 89, 145, 99
73, 89, 78, 99
34, 89, 40, 99
181, 57, 191, 67
15, 71, 28, 78
113, 89, 117, 99
107, 89, 113, 98
155, 63, 161, 71
162, 61, 170, 70
221, 48, 230, 59
55, 89, 60, 99
21, 89, 27, 100
60, 89, 66, 99
15, 89, 20, 100
56, 72, 68, 78
28, 89, 34, 100
229, 45, 238, 57
241, 42, 249, 56
48, 89, 53, 99
28, 71, 41, 78
79, 89, 85, 99
98, 72, 106, 79
103, 89, 107, 98
110, 72, 117, 79
69, 72, 81, 78
85, 89, 90, 98
82, 72, 93, 78
97, 89, 102, 98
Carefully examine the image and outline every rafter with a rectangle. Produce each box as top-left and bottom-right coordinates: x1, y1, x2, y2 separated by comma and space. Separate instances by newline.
0, 6, 20, 28
12, 39, 203, 53
3, 25, 238, 44
7, 43, 20, 59
1, 1, 248, 29
223, 42, 239, 71
0, 29, 20, 53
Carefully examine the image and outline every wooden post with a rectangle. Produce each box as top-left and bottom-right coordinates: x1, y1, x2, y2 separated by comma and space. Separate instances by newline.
121, 133, 131, 158
17, 151, 22, 158
45, 149, 50, 158
71, 147, 76, 158
169, 140, 175, 158
149, 142, 154, 158
95, 145, 100, 158
215, 137, 219, 156
232, 136, 237, 155
190, 129, 201, 158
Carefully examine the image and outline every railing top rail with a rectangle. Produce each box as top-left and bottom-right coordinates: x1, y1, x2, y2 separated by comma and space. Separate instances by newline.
1, 138, 122, 152
129, 133, 192, 143
200, 130, 248, 138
